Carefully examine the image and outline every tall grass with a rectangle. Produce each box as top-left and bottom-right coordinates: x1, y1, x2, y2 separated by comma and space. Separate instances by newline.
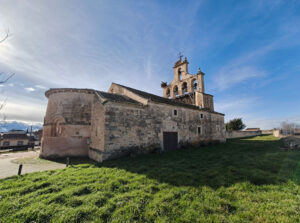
1, 135, 300, 222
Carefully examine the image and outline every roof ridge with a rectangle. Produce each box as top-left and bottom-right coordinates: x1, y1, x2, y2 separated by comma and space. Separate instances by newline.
113, 83, 160, 98
112, 83, 224, 115
113, 83, 196, 104
95, 90, 142, 105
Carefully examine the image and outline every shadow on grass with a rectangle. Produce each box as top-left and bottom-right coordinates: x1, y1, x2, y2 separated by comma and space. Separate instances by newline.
100, 136, 300, 188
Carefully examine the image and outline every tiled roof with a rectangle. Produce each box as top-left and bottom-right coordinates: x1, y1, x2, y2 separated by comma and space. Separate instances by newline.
2, 133, 29, 139
112, 83, 224, 115
96, 91, 142, 105
45, 85, 224, 115
45, 88, 141, 105
245, 128, 261, 131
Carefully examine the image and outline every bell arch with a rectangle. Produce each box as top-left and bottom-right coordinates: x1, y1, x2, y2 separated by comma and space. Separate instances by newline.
178, 68, 182, 81
191, 78, 198, 92
166, 88, 171, 98
173, 85, 179, 97
182, 82, 188, 94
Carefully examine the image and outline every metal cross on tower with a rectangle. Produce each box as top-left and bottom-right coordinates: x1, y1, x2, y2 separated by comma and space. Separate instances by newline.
178, 52, 183, 60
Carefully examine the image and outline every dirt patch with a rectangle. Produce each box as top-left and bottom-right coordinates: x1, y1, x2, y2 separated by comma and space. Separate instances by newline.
11, 157, 56, 165
0, 151, 65, 179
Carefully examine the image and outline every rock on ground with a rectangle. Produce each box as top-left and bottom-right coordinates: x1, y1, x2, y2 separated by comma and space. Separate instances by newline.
281, 136, 300, 149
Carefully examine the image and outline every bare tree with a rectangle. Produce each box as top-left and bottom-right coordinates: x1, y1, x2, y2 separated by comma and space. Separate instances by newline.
0, 29, 10, 43
0, 29, 14, 123
0, 72, 14, 84
281, 121, 297, 135
0, 29, 14, 84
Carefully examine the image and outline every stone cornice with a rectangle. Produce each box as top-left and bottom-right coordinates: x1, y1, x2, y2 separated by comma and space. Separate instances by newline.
45, 88, 95, 98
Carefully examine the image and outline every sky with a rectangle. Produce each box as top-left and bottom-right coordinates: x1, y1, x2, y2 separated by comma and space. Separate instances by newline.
0, 0, 299, 129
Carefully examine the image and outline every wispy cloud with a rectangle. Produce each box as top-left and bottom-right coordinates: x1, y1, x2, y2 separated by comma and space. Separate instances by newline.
216, 97, 300, 129
0, 0, 299, 126
240, 114, 300, 130
213, 66, 266, 91
215, 96, 259, 112
1, 100, 45, 123
35, 85, 46, 90
25, 87, 35, 92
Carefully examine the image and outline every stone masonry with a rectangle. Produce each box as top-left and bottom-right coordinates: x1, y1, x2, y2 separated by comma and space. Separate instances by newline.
41, 57, 226, 162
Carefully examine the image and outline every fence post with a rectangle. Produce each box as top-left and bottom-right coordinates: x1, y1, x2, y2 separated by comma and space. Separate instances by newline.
18, 164, 23, 176
66, 157, 70, 167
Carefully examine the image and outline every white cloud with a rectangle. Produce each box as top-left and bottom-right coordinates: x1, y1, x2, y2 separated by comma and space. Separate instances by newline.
0, 1, 298, 126
35, 85, 46, 90
240, 115, 300, 130
215, 96, 300, 129
215, 96, 258, 112
1, 100, 46, 123
25, 87, 35, 92
213, 66, 266, 91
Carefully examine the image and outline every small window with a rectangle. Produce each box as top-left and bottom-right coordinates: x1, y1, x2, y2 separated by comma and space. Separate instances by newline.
198, 127, 201, 135
173, 109, 177, 116
3, 141, 10, 146
17, 141, 23, 146
200, 114, 204, 119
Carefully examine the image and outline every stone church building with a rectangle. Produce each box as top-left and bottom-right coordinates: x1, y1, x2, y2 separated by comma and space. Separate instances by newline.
40, 57, 225, 162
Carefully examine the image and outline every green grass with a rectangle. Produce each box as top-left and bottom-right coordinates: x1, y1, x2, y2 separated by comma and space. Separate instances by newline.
1, 135, 300, 222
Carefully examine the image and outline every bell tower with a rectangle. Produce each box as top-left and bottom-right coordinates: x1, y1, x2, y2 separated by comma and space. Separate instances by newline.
161, 56, 214, 111
173, 55, 189, 82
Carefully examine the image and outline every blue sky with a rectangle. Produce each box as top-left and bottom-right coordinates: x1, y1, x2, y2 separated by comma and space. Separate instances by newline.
0, 0, 299, 129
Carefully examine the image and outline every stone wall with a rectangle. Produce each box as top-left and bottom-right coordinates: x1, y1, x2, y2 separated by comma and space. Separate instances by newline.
41, 137, 89, 158
226, 130, 262, 139
262, 129, 274, 134
272, 129, 300, 138
88, 97, 106, 162
174, 93, 195, 105
41, 89, 94, 158
89, 100, 225, 162
41, 86, 226, 162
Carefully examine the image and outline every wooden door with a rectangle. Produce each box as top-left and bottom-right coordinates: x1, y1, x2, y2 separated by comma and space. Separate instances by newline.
163, 132, 178, 151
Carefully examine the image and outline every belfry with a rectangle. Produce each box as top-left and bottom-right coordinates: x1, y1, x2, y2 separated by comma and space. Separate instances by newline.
161, 56, 214, 111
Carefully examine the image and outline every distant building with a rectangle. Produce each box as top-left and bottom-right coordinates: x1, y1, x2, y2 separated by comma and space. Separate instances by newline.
280, 128, 300, 136
245, 128, 261, 132
33, 129, 43, 145
0, 130, 30, 151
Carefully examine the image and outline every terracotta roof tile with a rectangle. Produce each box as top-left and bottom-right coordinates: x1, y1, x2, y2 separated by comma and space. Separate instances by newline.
113, 83, 224, 115
96, 91, 142, 105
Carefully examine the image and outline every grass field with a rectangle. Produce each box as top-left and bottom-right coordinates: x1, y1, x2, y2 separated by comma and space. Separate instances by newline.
1, 135, 300, 222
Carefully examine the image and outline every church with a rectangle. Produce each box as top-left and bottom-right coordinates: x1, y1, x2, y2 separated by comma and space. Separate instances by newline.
40, 57, 226, 162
